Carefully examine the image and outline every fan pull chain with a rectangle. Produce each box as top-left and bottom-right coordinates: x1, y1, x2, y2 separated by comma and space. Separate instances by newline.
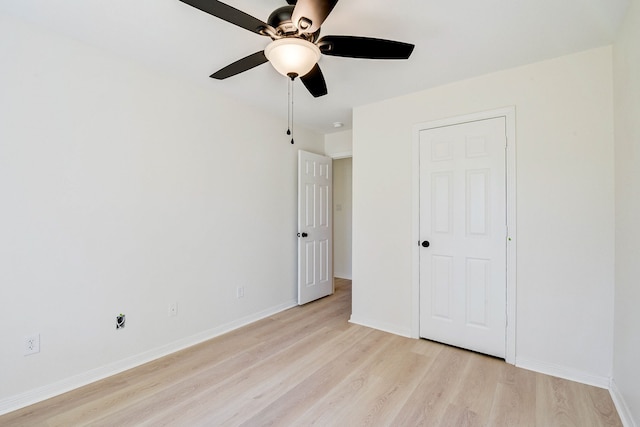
287, 74, 295, 144
286, 76, 291, 137
290, 77, 295, 145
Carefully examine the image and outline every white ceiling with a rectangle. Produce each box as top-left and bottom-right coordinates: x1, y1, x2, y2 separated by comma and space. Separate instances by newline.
0, 0, 630, 134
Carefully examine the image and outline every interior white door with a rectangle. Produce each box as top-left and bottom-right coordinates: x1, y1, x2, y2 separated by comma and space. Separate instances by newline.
298, 150, 333, 305
419, 117, 507, 358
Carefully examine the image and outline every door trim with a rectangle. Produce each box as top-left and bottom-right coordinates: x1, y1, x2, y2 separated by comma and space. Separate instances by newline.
411, 107, 517, 364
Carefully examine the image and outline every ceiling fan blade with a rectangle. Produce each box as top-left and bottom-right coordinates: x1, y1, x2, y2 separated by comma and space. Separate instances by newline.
300, 64, 328, 97
179, 0, 272, 35
318, 36, 415, 59
291, 0, 339, 33
210, 51, 268, 80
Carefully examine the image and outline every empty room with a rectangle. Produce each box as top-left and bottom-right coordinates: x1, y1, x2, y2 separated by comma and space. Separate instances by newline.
1, 0, 638, 425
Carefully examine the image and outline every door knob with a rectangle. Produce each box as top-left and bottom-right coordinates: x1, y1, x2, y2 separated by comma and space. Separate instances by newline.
297, 232, 308, 238
421, 241, 430, 248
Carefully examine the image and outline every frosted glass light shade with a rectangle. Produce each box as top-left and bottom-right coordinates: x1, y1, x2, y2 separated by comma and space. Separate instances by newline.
265, 38, 321, 78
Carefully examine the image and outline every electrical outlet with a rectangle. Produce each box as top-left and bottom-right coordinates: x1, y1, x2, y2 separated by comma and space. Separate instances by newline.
236, 286, 245, 298
24, 334, 40, 356
168, 303, 178, 317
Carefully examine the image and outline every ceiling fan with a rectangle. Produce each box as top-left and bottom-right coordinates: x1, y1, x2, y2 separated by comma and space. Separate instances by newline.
178, 0, 415, 97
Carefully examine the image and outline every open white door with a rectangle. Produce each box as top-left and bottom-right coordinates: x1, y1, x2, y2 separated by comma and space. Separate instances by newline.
298, 150, 333, 305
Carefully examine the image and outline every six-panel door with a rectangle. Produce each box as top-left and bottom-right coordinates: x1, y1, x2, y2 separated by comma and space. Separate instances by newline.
298, 150, 333, 305
419, 117, 507, 358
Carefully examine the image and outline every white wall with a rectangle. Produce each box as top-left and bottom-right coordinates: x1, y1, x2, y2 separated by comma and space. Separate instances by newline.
613, 0, 640, 424
0, 14, 323, 412
333, 158, 352, 279
352, 47, 615, 385
324, 130, 353, 158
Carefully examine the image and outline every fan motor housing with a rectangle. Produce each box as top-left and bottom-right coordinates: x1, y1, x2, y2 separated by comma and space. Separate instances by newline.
268, 5, 320, 40
268, 6, 296, 35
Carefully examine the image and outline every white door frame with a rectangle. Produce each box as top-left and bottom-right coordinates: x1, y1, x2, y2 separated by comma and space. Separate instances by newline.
411, 107, 517, 364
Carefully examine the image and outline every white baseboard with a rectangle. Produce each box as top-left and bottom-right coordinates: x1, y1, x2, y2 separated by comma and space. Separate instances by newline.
334, 273, 352, 280
610, 379, 637, 427
349, 314, 412, 338
0, 299, 297, 416
516, 357, 610, 389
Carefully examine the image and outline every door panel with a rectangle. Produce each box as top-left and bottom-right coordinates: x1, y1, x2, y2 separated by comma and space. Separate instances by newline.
298, 150, 333, 305
432, 255, 453, 320
419, 117, 506, 358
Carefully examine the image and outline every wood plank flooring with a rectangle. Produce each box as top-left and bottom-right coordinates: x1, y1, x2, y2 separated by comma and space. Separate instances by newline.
0, 279, 622, 426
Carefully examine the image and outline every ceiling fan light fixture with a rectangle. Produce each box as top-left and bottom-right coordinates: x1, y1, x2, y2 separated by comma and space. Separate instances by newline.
265, 38, 321, 78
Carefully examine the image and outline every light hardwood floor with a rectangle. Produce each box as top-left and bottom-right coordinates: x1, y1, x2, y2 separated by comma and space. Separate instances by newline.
1, 279, 621, 426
